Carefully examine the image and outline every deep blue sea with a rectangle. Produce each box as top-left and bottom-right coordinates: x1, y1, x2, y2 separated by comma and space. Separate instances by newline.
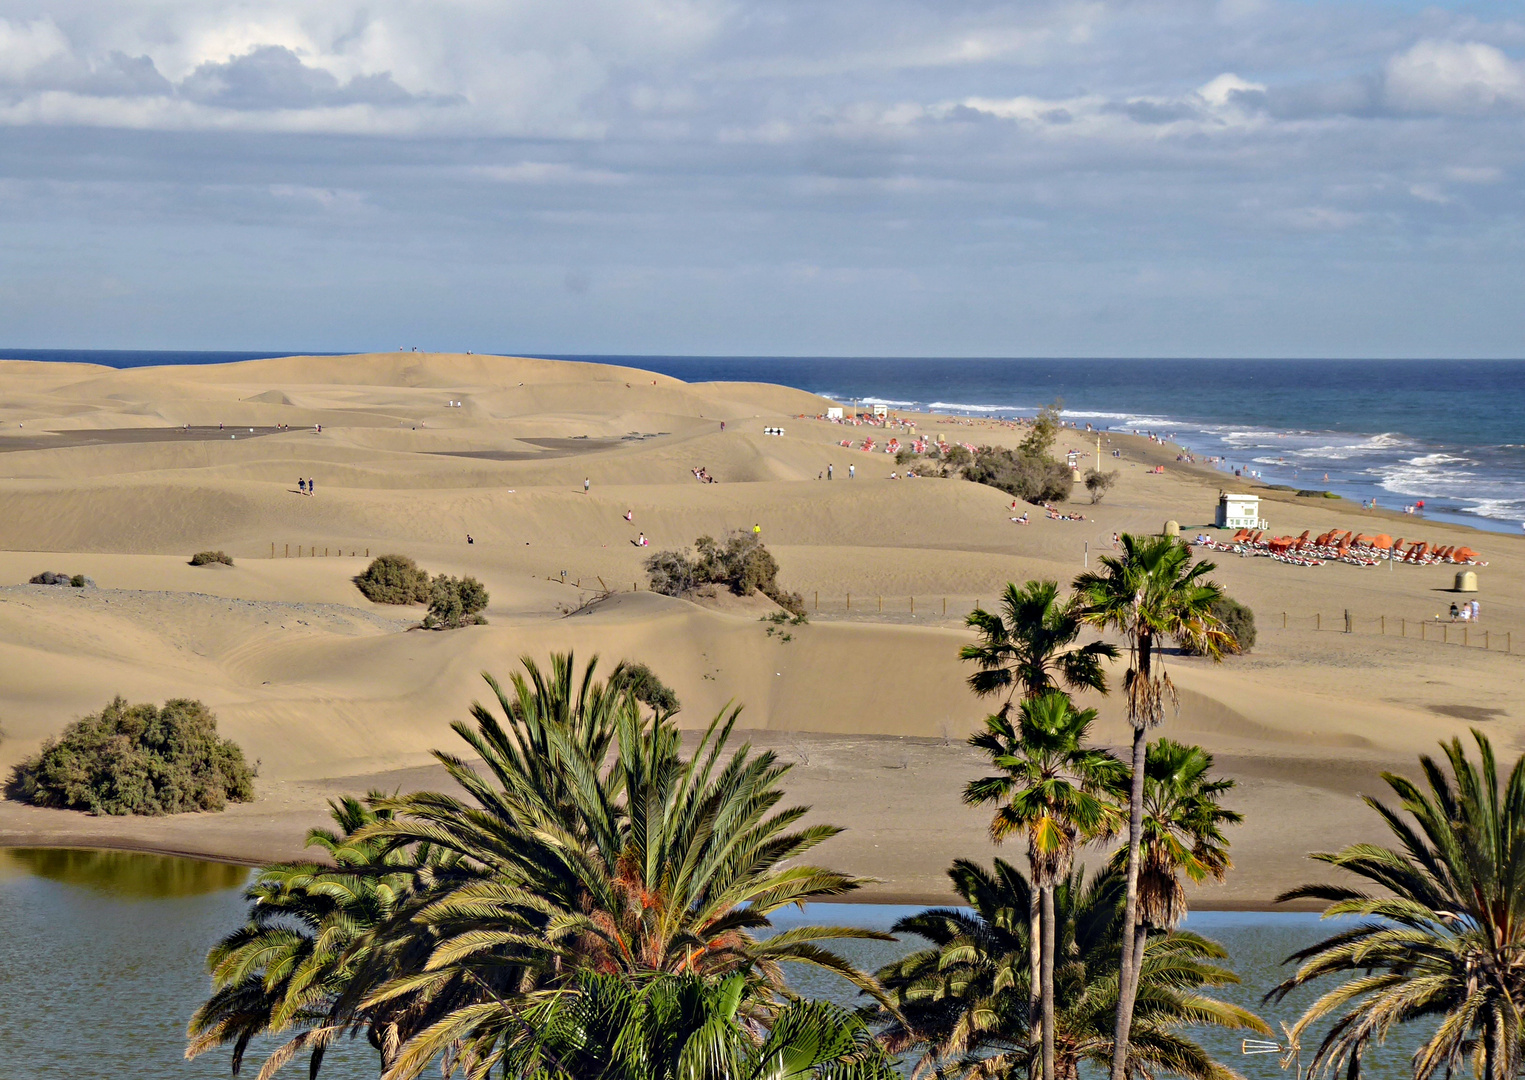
6, 350, 1524, 533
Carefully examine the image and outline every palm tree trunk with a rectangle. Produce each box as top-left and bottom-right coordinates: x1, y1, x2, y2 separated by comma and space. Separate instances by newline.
1110, 641, 1151, 1080
1030, 885, 1042, 1043
1042, 884, 1057, 1080
1126, 921, 1149, 1008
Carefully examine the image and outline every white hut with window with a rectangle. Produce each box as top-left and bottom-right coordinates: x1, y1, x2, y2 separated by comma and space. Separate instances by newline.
1215, 493, 1265, 530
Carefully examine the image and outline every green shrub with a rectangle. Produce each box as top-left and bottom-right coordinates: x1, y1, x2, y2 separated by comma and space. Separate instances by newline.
355, 554, 431, 604
190, 551, 233, 566
1183, 596, 1256, 655
965, 446, 1073, 504
424, 575, 489, 628
11, 697, 255, 815
612, 661, 681, 714
69, 573, 87, 588
645, 531, 803, 614
1084, 468, 1118, 504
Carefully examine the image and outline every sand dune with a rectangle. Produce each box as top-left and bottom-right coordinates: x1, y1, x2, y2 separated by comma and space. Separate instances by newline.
1, 352, 1521, 905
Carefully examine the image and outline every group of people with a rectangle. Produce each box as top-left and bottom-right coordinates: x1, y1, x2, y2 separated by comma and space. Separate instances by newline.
1448, 600, 1481, 622
691, 467, 717, 483
296, 477, 316, 496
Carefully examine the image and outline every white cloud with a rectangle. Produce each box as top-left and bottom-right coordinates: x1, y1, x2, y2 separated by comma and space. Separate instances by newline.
0, 17, 69, 82
1385, 40, 1525, 114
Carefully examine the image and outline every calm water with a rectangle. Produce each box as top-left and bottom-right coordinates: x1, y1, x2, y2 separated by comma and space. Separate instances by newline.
0, 848, 1427, 1080
4, 349, 1522, 532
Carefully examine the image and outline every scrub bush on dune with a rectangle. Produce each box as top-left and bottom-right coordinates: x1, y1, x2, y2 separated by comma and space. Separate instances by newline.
189, 551, 233, 566
12, 697, 255, 815
423, 574, 489, 628
644, 531, 805, 615
354, 554, 431, 604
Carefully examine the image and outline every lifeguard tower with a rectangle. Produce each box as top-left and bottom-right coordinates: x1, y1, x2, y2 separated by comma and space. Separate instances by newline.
1215, 493, 1265, 530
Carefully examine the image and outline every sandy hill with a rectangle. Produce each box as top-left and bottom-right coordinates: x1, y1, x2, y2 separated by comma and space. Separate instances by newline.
1, 351, 1521, 905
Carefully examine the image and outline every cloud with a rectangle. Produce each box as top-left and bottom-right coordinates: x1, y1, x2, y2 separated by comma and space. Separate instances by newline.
179, 45, 416, 110
1385, 40, 1525, 114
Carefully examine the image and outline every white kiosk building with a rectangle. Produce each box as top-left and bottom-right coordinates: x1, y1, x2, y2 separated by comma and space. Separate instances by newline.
1215, 493, 1266, 530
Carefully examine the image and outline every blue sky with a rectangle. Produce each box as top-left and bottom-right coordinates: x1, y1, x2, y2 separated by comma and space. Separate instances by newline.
0, 0, 1522, 357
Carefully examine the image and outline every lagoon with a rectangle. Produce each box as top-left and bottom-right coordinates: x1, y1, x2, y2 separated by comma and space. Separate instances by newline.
0, 848, 1421, 1080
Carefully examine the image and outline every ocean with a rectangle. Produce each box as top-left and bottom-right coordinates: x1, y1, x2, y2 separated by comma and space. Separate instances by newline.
6, 350, 1523, 534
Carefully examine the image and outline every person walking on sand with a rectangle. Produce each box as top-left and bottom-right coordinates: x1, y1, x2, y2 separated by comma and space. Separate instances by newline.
308, 478, 315, 496
637, 533, 648, 546
625, 509, 633, 522
467, 534, 474, 544
298, 477, 306, 495
848, 463, 855, 479
753, 523, 761, 536
584, 477, 590, 494
827, 463, 833, 479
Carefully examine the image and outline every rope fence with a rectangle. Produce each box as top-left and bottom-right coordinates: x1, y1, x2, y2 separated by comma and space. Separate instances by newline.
1275, 610, 1516, 655
270, 543, 370, 558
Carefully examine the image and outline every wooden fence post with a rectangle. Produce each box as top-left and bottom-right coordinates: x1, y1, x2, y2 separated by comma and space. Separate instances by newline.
271, 542, 275, 558
1316, 613, 1321, 631
846, 592, 851, 612
878, 595, 882, 614
814, 590, 818, 612
1282, 612, 1287, 629
943, 597, 947, 617
1381, 615, 1385, 635
910, 596, 915, 615
285, 543, 289, 558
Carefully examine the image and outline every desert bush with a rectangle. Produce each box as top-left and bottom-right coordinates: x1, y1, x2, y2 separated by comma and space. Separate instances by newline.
894, 446, 918, 465
355, 554, 432, 604
965, 446, 1073, 504
12, 696, 255, 815
1182, 596, 1256, 655
942, 444, 973, 469
645, 531, 803, 613
612, 661, 681, 714
424, 575, 489, 629
190, 551, 233, 567
29, 571, 92, 587
1084, 468, 1118, 504
1019, 399, 1064, 459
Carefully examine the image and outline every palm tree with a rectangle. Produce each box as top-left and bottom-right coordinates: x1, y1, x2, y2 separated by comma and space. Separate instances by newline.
1110, 739, 1242, 1016
961, 580, 1118, 707
964, 691, 1128, 1080
1073, 533, 1233, 1080
358, 654, 891, 1077
1269, 730, 1525, 1080
429, 969, 900, 1080
186, 795, 476, 1078
873, 860, 1269, 1080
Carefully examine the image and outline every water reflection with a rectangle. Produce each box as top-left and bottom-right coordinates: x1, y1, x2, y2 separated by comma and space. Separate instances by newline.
0, 845, 250, 897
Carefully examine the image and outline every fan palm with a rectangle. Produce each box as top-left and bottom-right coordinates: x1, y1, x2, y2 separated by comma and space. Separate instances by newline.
1268, 730, 1525, 1080
358, 654, 890, 1078
186, 795, 475, 1079
873, 860, 1268, 1080
1073, 533, 1233, 1080
964, 691, 1128, 1080
961, 580, 1119, 706
1109, 738, 1242, 1016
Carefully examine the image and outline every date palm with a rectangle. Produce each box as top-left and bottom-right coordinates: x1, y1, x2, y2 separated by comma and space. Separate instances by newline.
471, 970, 899, 1080
1073, 534, 1233, 1080
186, 795, 474, 1079
873, 860, 1268, 1080
1269, 730, 1525, 1080
358, 654, 890, 1078
964, 691, 1127, 1080
1110, 739, 1242, 1016
961, 580, 1118, 707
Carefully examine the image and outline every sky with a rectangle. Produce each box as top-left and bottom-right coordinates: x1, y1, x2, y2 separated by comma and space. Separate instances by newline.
0, 0, 1522, 357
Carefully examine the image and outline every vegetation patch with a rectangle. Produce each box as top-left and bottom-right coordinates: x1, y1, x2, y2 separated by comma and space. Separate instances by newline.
354, 553, 432, 604
29, 571, 93, 587
1183, 595, 1256, 655
1083, 468, 1118, 504
424, 575, 489, 628
645, 531, 805, 616
11, 696, 256, 816
189, 550, 234, 567
611, 661, 681, 714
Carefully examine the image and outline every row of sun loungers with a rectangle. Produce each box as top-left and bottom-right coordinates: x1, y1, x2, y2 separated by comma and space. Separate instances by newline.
1193, 529, 1486, 568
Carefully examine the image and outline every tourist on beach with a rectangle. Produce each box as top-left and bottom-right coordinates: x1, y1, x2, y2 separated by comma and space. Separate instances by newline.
298, 478, 306, 495
467, 534, 474, 544
625, 510, 633, 522
584, 478, 590, 493
1449, 602, 1459, 621
753, 523, 761, 535
637, 533, 648, 546
848, 463, 855, 479
308, 478, 315, 496
827, 463, 833, 479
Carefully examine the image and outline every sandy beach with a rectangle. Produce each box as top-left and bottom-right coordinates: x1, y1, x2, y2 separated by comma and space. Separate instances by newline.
1, 352, 1520, 908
